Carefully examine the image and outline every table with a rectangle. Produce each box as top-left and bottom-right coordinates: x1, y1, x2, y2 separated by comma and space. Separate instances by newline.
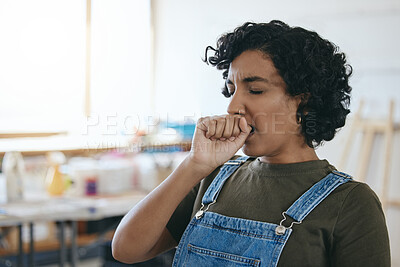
0, 191, 147, 266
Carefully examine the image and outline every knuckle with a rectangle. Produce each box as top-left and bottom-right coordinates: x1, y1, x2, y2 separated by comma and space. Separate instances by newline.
198, 116, 209, 124
222, 132, 231, 138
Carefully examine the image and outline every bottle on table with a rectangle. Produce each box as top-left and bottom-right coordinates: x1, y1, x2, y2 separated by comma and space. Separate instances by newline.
2, 151, 25, 202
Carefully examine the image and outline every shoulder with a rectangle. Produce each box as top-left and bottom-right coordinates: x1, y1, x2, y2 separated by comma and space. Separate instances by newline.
330, 180, 390, 266
337, 180, 383, 212
332, 178, 387, 237
323, 171, 381, 205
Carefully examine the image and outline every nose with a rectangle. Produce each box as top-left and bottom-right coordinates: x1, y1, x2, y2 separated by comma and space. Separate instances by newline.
227, 90, 245, 116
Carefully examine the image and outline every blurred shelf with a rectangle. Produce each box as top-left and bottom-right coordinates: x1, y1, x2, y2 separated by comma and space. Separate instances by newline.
0, 131, 68, 139
0, 136, 192, 157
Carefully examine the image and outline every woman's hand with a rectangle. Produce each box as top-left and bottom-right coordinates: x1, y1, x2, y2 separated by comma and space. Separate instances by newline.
188, 115, 251, 176
112, 115, 251, 264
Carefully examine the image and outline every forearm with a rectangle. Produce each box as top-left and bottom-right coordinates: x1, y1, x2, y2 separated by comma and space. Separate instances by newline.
112, 115, 250, 263
111, 156, 208, 263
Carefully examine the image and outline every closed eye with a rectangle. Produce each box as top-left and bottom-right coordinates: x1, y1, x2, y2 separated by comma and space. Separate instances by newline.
222, 89, 263, 97
249, 90, 263, 95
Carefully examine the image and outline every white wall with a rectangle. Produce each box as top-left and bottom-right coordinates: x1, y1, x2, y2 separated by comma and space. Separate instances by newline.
152, 0, 400, 119
152, 0, 400, 265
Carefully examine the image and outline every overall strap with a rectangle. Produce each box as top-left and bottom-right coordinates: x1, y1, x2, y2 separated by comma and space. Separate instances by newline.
285, 170, 352, 223
202, 156, 250, 205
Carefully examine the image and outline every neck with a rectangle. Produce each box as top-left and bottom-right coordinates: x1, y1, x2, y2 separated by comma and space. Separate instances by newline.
258, 144, 319, 164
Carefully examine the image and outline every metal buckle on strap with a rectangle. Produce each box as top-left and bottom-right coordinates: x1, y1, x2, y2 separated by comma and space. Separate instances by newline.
195, 200, 216, 219
332, 170, 352, 179
275, 211, 302, 235
224, 159, 247, 165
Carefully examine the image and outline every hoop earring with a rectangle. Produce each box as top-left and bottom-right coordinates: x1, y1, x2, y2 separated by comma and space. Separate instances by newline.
297, 114, 302, 124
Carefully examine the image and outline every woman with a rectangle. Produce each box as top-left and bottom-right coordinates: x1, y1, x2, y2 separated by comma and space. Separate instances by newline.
112, 20, 390, 266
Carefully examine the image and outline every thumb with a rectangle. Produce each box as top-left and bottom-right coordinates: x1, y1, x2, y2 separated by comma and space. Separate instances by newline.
237, 117, 251, 139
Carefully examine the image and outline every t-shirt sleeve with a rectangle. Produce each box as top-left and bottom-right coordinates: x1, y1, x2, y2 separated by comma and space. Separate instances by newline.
331, 183, 390, 267
166, 183, 200, 244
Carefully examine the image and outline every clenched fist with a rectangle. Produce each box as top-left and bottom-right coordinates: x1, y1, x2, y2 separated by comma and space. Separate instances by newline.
187, 114, 252, 177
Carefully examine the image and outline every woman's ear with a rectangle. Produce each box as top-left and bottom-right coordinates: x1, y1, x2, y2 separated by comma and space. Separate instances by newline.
296, 93, 311, 113
294, 93, 311, 125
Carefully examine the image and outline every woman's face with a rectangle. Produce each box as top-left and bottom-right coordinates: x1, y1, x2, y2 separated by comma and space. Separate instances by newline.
226, 50, 303, 159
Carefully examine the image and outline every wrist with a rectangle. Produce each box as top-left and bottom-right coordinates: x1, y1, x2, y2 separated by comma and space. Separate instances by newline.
183, 154, 215, 179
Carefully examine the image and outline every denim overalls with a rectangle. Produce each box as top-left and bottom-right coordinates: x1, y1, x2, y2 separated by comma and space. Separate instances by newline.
172, 156, 352, 267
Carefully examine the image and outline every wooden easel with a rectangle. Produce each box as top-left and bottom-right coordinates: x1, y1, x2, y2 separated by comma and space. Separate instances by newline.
338, 99, 395, 210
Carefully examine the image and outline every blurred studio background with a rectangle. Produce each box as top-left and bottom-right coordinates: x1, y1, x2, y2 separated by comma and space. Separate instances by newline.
0, 0, 399, 266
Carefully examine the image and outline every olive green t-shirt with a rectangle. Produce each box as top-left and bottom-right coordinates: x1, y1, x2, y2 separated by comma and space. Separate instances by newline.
167, 157, 390, 266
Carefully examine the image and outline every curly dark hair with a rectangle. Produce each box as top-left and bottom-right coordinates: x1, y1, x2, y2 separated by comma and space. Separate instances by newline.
204, 20, 352, 148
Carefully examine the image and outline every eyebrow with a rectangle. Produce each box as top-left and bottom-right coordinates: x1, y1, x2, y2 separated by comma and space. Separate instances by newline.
226, 76, 269, 86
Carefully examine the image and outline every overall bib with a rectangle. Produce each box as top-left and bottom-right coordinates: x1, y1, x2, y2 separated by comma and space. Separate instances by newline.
172, 156, 352, 267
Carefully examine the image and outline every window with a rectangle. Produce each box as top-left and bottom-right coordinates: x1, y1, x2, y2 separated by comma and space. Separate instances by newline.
0, 0, 152, 149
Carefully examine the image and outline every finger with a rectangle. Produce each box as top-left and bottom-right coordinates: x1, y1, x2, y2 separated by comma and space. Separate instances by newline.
198, 117, 209, 136
238, 117, 251, 134
222, 115, 235, 139
197, 117, 207, 132
214, 117, 226, 139
206, 119, 217, 138
231, 116, 241, 137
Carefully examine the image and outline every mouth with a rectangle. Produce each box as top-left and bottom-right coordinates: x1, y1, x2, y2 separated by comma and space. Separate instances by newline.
248, 125, 255, 136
